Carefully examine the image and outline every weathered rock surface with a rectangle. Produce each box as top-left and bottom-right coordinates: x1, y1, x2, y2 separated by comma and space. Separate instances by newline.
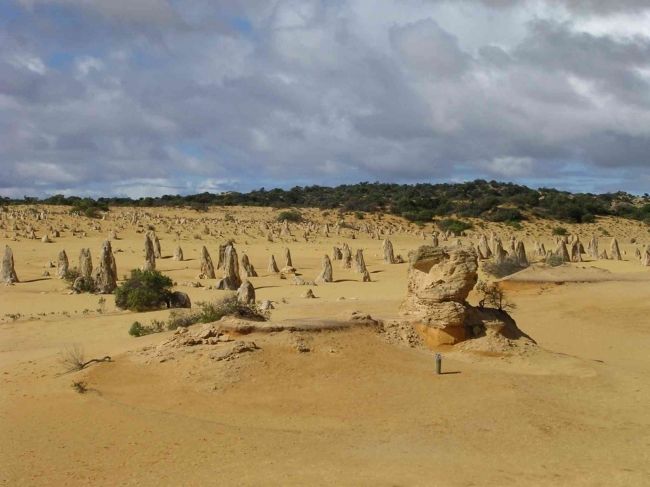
315, 255, 333, 283
237, 280, 255, 304
57, 250, 69, 279
143, 234, 156, 271
216, 245, 242, 290
402, 245, 526, 348
402, 246, 478, 313
267, 255, 279, 273
169, 291, 192, 308
382, 239, 396, 264
1, 245, 19, 284
79, 248, 93, 278
94, 240, 117, 294
173, 246, 184, 262
199, 246, 216, 279
241, 253, 258, 277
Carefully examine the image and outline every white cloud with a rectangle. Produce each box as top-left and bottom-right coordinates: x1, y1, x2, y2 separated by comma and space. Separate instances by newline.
9, 54, 46, 75
1, 0, 650, 196
485, 157, 535, 177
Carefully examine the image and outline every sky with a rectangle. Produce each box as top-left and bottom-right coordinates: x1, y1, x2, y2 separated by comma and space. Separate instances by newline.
1, 0, 650, 198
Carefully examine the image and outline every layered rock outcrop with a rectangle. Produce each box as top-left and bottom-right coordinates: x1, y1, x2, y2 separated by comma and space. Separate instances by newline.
402, 245, 525, 347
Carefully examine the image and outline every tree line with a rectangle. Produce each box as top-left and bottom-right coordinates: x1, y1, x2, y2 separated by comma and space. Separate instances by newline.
2, 180, 649, 224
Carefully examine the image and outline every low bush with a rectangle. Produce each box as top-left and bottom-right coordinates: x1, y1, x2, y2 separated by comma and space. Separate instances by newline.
194, 295, 268, 323
437, 218, 473, 236
71, 381, 88, 394
403, 210, 435, 223
545, 254, 565, 267
504, 220, 523, 231
128, 295, 269, 337
276, 209, 303, 223
128, 320, 165, 337
486, 208, 524, 223
476, 281, 516, 311
167, 310, 201, 330
115, 269, 173, 312
552, 226, 568, 236
63, 268, 81, 284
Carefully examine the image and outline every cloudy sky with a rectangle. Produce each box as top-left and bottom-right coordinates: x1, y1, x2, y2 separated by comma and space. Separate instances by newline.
1, 0, 650, 198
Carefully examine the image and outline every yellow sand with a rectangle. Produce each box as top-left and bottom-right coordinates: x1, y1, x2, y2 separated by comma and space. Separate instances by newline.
1, 206, 649, 486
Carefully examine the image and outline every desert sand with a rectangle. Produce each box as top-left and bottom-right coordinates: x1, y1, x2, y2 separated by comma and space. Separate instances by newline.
1, 205, 649, 486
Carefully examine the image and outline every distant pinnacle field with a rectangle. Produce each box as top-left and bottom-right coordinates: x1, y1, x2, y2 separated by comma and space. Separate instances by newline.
1, 205, 649, 486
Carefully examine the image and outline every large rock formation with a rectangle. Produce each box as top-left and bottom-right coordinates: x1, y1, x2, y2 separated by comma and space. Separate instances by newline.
94, 240, 117, 294
315, 255, 333, 283
354, 249, 371, 282
57, 250, 69, 279
79, 248, 93, 278
402, 245, 522, 347
570, 239, 582, 262
199, 246, 216, 279
1, 245, 19, 284
169, 291, 191, 309
217, 242, 230, 270
332, 246, 342, 261
237, 280, 256, 304
477, 234, 491, 260
216, 244, 242, 290
554, 241, 570, 263
493, 241, 507, 265
610, 238, 622, 261
514, 241, 528, 267
341, 244, 352, 269
241, 253, 258, 277
143, 234, 156, 271
267, 255, 279, 273
173, 246, 184, 262
152, 233, 162, 259
382, 239, 396, 264
642, 246, 650, 267
284, 248, 293, 268
588, 235, 599, 260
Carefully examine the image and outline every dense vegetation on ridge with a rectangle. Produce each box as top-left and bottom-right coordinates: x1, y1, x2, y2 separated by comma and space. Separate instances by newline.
3, 180, 650, 225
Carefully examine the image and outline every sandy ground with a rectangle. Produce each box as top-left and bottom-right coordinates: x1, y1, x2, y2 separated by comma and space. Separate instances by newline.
1, 205, 649, 486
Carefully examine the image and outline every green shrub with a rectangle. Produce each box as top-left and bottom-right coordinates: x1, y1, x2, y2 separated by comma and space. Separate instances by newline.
83, 207, 101, 219
476, 281, 516, 311
552, 226, 568, 236
403, 210, 435, 223
63, 268, 95, 293
128, 320, 166, 337
128, 321, 147, 337
504, 220, 523, 230
63, 268, 81, 284
115, 269, 173, 312
486, 208, 524, 223
189, 202, 209, 212
581, 213, 595, 224
69, 198, 108, 219
437, 218, 473, 236
194, 295, 268, 323
276, 209, 303, 223
545, 254, 565, 267
129, 295, 268, 337
167, 310, 201, 330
